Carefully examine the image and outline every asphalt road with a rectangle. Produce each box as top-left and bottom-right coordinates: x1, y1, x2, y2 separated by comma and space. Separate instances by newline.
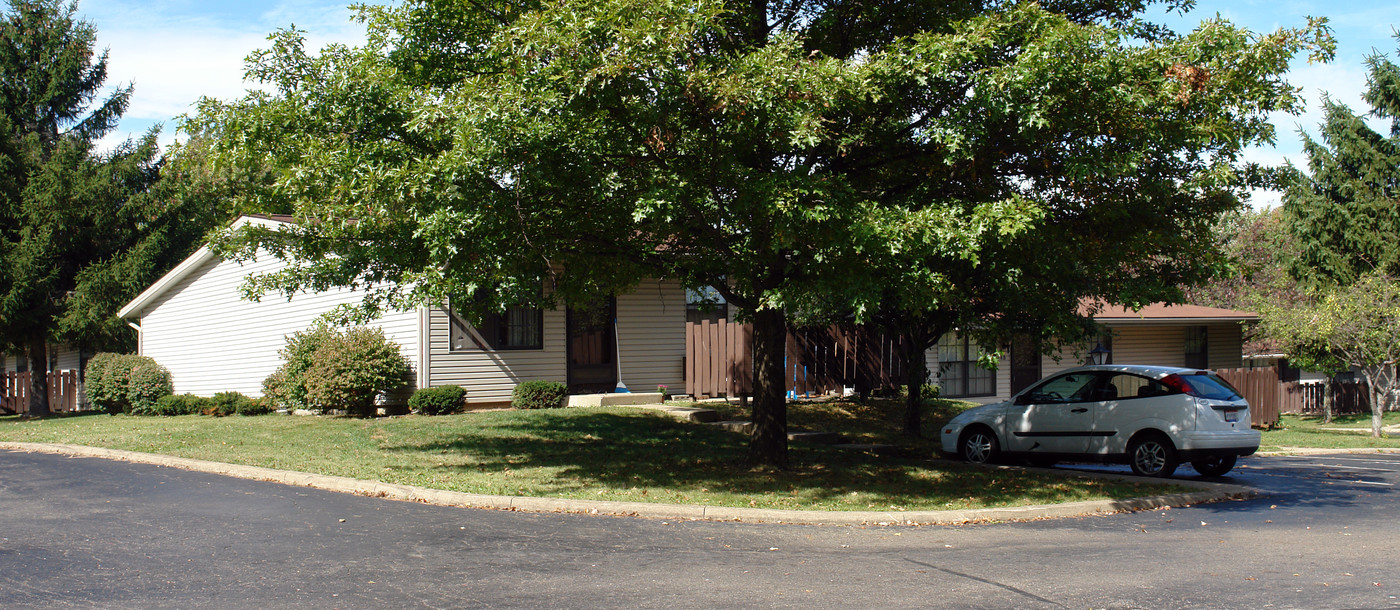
2, 450, 1399, 609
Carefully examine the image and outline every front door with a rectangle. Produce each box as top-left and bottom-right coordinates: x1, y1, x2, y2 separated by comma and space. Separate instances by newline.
1009, 333, 1042, 395
567, 297, 617, 394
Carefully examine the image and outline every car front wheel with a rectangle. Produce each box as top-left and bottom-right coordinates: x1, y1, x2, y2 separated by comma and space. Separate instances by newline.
1191, 455, 1238, 477
960, 428, 999, 465
1128, 434, 1179, 477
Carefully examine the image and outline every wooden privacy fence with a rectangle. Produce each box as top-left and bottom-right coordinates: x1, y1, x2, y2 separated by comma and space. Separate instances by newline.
1213, 368, 1280, 428
1, 371, 81, 414
1280, 380, 1370, 416
685, 321, 908, 398
1214, 369, 1375, 427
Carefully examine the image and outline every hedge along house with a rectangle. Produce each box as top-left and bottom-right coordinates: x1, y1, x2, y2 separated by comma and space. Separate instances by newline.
117, 215, 689, 407
932, 302, 1257, 404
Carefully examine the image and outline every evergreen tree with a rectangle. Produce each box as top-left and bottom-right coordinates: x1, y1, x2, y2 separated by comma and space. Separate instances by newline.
1283, 41, 1400, 288
0, 1, 210, 416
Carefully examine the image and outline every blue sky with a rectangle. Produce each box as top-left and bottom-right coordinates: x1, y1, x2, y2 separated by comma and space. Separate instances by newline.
78, 0, 1400, 208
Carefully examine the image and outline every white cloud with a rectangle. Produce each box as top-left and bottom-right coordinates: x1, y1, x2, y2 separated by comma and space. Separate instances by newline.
79, 1, 369, 151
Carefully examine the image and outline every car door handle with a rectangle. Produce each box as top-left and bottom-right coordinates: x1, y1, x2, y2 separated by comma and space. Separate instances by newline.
1070, 408, 1089, 413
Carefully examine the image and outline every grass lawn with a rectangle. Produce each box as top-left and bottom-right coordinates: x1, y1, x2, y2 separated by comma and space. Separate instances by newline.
0, 399, 1184, 512
1260, 412, 1400, 452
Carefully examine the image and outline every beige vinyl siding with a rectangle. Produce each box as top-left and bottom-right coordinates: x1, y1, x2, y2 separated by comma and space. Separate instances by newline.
1109, 326, 1184, 367
53, 345, 81, 371
426, 279, 686, 404
133, 254, 420, 397
427, 306, 568, 404
616, 279, 687, 393
3, 344, 81, 373
1207, 322, 1244, 369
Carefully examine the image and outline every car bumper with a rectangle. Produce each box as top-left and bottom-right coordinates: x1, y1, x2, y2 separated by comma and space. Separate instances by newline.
939, 424, 965, 456
1177, 429, 1261, 458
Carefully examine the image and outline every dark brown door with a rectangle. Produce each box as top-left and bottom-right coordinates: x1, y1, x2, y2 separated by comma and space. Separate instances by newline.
567, 297, 617, 394
1010, 333, 1042, 396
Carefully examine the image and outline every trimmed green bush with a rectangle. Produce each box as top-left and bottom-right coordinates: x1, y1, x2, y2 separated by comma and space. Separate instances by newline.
84, 353, 124, 414
512, 381, 568, 410
263, 325, 413, 415
408, 385, 466, 415
137, 393, 211, 416
208, 391, 268, 417
85, 353, 174, 415
236, 396, 272, 416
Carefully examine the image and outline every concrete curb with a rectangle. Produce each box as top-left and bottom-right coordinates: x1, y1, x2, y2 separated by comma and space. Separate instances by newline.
1256, 447, 1400, 457
0, 442, 1254, 526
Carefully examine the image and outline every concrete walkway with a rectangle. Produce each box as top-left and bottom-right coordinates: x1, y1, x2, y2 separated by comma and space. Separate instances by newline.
0, 441, 1253, 526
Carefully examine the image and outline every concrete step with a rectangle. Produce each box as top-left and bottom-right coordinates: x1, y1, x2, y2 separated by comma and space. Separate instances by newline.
787, 431, 845, 444
832, 443, 899, 455
657, 406, 721, 423
567, 392, 664, 407
710, 420, 754, 434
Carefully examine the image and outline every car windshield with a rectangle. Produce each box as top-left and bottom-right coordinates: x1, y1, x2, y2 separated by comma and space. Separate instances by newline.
1176, 372, 1243, 401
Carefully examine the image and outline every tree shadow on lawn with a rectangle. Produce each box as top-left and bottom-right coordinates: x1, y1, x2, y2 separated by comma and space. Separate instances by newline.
379, 409, 1161, 509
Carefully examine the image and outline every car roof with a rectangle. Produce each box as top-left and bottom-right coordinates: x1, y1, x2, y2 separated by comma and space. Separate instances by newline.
1066, 364, 1203, 378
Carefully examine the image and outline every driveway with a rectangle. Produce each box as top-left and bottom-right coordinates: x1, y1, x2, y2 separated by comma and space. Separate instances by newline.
2, 450, 1399, 609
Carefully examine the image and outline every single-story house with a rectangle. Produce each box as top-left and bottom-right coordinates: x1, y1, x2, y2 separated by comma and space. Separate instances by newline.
1, 346, 85, 376
931, 302, 1257, 404
96, 215, 1259, 409
115, 215, 688, 406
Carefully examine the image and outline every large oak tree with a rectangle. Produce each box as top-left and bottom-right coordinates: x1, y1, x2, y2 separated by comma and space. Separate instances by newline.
194, 0, 1329, 465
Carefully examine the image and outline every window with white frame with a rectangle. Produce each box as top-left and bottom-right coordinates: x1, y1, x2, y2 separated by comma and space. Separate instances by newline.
937, 333, 995, 397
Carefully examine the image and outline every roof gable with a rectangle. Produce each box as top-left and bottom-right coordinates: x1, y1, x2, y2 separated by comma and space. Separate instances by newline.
117, 215, 292, 320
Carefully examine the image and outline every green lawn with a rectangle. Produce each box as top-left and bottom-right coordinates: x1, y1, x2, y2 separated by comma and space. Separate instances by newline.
0, 400, 1181, 512
1260, 412, 1400, 452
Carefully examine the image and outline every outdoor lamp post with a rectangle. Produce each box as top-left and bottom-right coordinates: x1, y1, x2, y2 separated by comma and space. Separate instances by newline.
1089, 342, 1111, 365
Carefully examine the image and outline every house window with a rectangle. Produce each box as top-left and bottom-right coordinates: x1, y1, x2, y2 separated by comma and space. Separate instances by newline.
450, 298, 544, 351
14, 354, 27, 373
937, 333, 995, 397
685, 287, 727, 324
1184, 326, 1208, 369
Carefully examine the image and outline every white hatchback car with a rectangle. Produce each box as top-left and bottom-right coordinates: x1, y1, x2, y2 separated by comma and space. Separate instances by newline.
940, 365, 1260, 477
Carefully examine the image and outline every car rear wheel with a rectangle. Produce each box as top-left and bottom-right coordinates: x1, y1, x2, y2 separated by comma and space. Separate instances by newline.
960, 428, 999, 465
1128, 434, 1179, 477
1191, 455, 1238, 477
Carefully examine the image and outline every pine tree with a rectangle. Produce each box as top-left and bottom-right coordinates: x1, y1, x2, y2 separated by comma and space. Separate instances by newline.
1283, 43, 1400, 288
0, 1, 198, 417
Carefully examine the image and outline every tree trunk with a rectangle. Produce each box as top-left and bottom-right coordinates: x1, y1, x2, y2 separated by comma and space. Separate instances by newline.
901, 334, 928, 438
1322, 376, 1334, 424
26, 335, 50, 418
1366, 369, 1383, 438
747, 307, 789, 468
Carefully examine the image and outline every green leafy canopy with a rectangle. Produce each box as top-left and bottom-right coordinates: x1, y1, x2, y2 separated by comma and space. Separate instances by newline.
190, 0, 1331, 464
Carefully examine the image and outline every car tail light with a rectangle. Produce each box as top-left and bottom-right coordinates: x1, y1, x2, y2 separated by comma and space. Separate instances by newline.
1160, 373, 1193, 395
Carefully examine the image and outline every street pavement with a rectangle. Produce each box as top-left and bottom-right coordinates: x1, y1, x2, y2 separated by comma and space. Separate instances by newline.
2, 449, 1399, 609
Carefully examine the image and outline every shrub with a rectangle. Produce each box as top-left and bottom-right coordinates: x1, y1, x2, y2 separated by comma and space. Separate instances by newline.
236, 396, 272, 416
512, 381, 568, 410
207, 391, 260, 417
137, 393, 211, 416
263, 325, 413, 416
85, 353, 173, 415
84, 353, 124, 414
408, 385, 466, 415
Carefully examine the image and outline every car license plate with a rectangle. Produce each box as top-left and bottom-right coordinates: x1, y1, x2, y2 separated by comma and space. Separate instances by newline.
1224, 409, 1239, 423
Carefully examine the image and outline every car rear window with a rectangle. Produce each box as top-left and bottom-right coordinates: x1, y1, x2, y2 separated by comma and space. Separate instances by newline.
1171, 372, 1243, 401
